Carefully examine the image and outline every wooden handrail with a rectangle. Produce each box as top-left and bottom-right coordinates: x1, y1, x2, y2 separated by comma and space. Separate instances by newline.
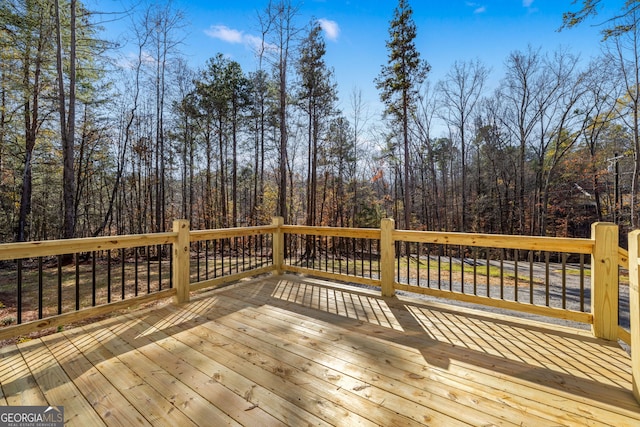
393, 230, 594, 253
190, 225, 277, 242
280, 224, 381, 239
0, 232, 177, 260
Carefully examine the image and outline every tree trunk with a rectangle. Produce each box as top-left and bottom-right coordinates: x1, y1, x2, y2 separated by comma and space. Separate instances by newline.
55, 0, 77, 240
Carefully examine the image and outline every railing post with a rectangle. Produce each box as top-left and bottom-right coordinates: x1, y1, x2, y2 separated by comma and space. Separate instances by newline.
629, 230, 640, 404
381, 218, 395, 297
173, 219, 190, 304
272, 216, 284, 275
591, 222, 618, 340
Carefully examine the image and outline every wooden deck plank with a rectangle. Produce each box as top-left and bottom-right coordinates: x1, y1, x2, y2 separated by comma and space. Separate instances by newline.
226, 276, 640, 426
0, 344, 47, 406
40, 332, 152, 427
117, 308, 331, 427
207, 289, 566, 426
142, 310, 374, 427
405, 304, 632, 384
187, 302, 519, 426
120, 312, 376, 425
252, 301, 607, 426
269, 277, 635, 381
65, 322, 200, 427
160, 302, 468, 427
111, 312, 288, 427
20, 338, 106, 426
2, 274, 640, 426
86, 317, 241, 427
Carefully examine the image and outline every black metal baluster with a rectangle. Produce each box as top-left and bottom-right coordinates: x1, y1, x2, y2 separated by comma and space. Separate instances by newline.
158, 244, 162, 291
529, 250, 534, 304
196, 241, 201, 282
417, 243, 421, 287
580, 253, 585, 312
562, 253, 568, 310
169, 246, 173, 288
121, 248, 125, 300
134, 247, 139, 297
107, 250, 111, 304
75, 253, 80, 311
514, 250, 519, 302
473, 247, 477, 296
460, 245, 465, 294
545, 252, 550, 307
448, 245, 453, 292
17, 259, 22, 324
38, 257, 43, 319
486, 249, 490, 297
146, 246, 151, 293
58, 255, 63, 314
500, 249, 505, 299
92, 251, 96, 306
205, 240, 209, 280
427, 244, 431, 288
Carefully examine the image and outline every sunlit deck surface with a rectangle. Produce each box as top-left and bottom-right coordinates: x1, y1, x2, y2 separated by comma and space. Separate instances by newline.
1, 274, 639, 426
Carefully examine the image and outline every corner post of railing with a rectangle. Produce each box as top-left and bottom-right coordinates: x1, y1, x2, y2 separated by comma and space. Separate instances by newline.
380, 218, 395, 297
173, 219, 190, 304
628, 230, 640, 404
591, 222, 619, 340
272, 216, 284, 275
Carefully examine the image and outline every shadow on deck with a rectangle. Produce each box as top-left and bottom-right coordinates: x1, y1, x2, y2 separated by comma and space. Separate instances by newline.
1, 274, 639, 426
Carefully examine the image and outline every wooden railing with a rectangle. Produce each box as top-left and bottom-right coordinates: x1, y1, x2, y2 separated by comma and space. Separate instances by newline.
0, 231, 178, 341
0, 219, 630, 347
280, 220, 625, 338
0, 220, 277, 341
627, 230, 640, 403
0, 217, 637, 402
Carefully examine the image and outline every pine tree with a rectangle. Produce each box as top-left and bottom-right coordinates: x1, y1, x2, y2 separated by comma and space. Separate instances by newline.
375, 0, 429, 229
297, 22, 337, 231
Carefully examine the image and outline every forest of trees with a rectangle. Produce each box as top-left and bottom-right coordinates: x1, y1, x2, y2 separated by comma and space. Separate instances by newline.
0, 0, 639, 243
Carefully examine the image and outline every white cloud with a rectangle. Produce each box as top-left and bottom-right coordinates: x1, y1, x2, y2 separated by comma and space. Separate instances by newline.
246, 34, 279, 55
318, 18, 340, 42
523, 0, 534, 7
116, 51, 155, 70
204, 25, 244, 43
465, 2, 486, 14
204, 25, 278, 55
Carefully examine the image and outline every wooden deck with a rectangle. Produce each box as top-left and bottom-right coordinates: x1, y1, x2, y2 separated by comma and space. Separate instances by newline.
1, 274, 639, 426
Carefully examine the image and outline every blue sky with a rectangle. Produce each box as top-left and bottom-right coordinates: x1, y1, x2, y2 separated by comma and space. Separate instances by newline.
102, 0, 618, 119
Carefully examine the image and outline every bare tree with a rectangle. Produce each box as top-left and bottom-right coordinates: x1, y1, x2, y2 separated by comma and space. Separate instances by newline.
146, 2, 184, 232
604, 10, 640, 227
437, 59, 488, 231
258, 0, 301, 222
532, 49, 586, 235
349, 87, 371, 227
412, 81, 440, 229
579, 57, 622, 222
500, 46, 545, 234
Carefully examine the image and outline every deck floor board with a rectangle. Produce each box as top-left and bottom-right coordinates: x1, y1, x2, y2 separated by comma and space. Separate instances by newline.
1, 274, 640, 426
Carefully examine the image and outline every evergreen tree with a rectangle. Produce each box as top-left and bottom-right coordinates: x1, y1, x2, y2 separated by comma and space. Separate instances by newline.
375, 0, 429, 229
296, 22, 337, 230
